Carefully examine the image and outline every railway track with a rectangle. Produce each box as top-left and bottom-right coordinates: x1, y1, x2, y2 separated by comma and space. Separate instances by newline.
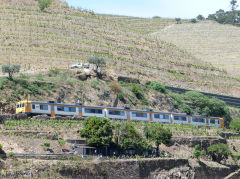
166, 86, 240, 108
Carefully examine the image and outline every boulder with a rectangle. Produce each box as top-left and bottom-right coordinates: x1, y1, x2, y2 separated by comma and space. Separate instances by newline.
77, 73, 88, 81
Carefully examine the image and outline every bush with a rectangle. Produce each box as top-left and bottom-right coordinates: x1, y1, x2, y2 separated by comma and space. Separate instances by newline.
88, 56, 106, 70
109, 81, 122, 93
185, 91, 231, 126
42, 142, 50, 148
193, 144, 206, 159
0, 144, 2, 150
131, 84, 143, 99
230, 120, 240, 134
8, 152, 15, 157
191, 19, 197, 23
207, 143, 232, 163
38, 0, 52, 11
175, 18, 181, 24
148, 81, 168, 94
117, 92, 125, 101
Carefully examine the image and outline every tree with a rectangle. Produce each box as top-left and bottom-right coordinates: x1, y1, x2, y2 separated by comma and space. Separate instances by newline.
80, 117, 113, 148
38, 0, 52, 11
118, 123, 151, 154
207, 143, 232, 163
230, 0, 238, 11
88, 56, 106, 72
144, 124, 172, 156
197, 14, 205, 20
230, 119, 240, 134
175, 18, 181, 24
2, 64, 20, 80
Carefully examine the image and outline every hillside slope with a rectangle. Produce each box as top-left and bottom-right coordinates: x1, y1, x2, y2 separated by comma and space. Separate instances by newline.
0, 0, 240, 96
153, 20, 240, 74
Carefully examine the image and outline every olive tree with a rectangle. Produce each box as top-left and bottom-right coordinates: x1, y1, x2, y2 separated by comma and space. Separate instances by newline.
88, 56, 106, 71
2, 64, 20, 80
38, 0, 52, 11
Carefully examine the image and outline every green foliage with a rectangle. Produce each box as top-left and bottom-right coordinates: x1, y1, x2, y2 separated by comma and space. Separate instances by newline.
172, 94, 194, 115
38, 0, 52, 11
175, 18, 181, 24
119, 122, 151, 154
232, 153, 240, 160
2, 64, 20, 80
131, 84, 143, 99
0, 144, 2, 150
91, 80, 104, 90
191, 19, 197, 23
88, 56, 106, 68
207, 143, 232, 163
80, 117, 113, 147
230, 119, 240, 134
193, 144, 206, 159
42, 142, 50, 147
0, 77, 9, 90
8, 152, 15, 157
197, 14, 205, 20
207, 1, 240, 25
117, 92, 125, 101
147, 81, 168, 94
185, 91, 231, 126
58, 139, 66, 146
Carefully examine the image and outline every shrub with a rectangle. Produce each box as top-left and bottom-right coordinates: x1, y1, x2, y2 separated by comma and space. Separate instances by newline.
131, 84, 143, 99
42, 142, 50, 147
117, 92, 125, 101
232, 153, 240, 160
148, 81, 168, 94
193, 144, 206, 159
191, 19, 197, 23
175, 18, 181, 24
0, 144, 2, 150
230, 120, 240, 134
88, 56, 106, 70
207, 143, 232, 163
38, 0, 53, 11
185, 91, 231, 126
8, 152, 15, 157
58, 139, 66, 146
109, 81, 122, 93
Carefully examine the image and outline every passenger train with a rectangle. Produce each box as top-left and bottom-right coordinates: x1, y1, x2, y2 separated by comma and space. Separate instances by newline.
16, 100, 224, 128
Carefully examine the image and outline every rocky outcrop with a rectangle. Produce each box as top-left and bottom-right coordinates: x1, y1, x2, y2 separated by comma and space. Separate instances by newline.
225, 169, 240, 179
118, 76, 140, 84
170, 136, 227, 148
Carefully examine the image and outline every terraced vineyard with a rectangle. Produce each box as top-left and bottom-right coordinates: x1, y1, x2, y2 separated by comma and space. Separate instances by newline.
153, 20, 240, 74
1, 0, 240, 96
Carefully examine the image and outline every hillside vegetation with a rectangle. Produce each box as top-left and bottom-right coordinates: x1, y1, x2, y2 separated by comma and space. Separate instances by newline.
153, 20, 240, 75
1, 0, 240, 96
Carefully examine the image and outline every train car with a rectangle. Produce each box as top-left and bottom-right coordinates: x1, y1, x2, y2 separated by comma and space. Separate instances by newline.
15, 100, 224, 128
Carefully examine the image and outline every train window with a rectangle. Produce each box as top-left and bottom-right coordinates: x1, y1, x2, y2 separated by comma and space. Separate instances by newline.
85, 108, 103, 114
109, 110, 125, 116
132, 112, 147, 118
174, 116, 187, 121
154, 114, 169, 119
22, 103, 25, 107
17, 104, 19, 108
218, 120, 220, 124
210, 120, 215, 124
192, 118, 205, 123
68, 107, 76, 112
40, 105, 48, 110
32, 104, 35, 109
57, 106, 64, 111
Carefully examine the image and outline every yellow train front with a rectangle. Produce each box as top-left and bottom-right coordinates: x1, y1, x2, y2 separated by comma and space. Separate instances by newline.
15, 100, 224, 128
